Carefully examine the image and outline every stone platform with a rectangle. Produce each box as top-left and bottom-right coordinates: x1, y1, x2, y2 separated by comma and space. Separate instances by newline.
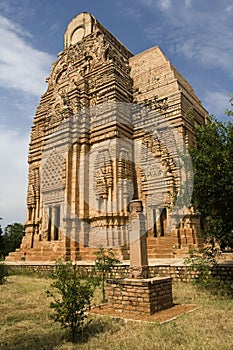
107, 276, 173, 315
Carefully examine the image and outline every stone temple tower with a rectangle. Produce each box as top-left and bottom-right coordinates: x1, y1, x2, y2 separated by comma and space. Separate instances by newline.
7, 13, 208, 262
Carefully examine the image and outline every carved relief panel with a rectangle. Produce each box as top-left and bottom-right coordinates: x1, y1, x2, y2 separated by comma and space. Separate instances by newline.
94, 150, 113, 200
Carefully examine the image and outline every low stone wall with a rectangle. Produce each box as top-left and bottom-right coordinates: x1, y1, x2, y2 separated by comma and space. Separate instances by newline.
6, 262, 233, 282
107, 277, 173, 315
212, 264, 233, 282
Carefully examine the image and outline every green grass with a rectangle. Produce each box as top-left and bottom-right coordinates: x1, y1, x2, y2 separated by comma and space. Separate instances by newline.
0, 275, 233, 350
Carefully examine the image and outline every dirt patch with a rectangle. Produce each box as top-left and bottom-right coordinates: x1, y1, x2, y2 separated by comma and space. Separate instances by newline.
90, 304, 200, 324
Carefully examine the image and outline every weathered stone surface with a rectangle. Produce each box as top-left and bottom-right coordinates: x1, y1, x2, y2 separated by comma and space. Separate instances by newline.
128, 200, 149, 278
6, 12, 208, 262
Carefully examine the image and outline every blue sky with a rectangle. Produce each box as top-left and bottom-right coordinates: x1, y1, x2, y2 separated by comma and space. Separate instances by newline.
0, 0, 233, 228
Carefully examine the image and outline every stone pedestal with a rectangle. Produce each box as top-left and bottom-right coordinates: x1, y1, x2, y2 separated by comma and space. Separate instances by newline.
106, 199, 173, 316
107, 277, 173, 315
128, 200, 149, 278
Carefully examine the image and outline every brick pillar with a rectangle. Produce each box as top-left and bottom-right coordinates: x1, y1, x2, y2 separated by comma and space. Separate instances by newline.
128, 200, 149, 278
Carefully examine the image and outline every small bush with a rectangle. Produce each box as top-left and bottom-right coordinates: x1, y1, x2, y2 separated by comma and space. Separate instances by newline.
185, 246, 218, 284
94, 246, 120, 302
47, 260, 96, 342
0, 260, 8, 284
185, 246, 233, 297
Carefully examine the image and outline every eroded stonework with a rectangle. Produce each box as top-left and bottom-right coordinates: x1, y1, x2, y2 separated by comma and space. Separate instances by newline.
7, 12, 208, 262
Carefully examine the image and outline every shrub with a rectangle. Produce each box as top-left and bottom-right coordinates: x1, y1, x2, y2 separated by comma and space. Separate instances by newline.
185, 246, 233, 297
185, 246, 218, 284
94, 246, 120, 302
47, 260, 96, 342
0, 260, 8, 284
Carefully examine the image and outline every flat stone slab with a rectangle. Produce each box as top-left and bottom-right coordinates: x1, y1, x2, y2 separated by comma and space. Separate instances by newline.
107, 276, 172, 286
90, 303, 200, 324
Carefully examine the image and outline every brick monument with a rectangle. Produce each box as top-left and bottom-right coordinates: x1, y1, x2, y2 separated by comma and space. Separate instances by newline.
107, 200, 173, 315
7, 12, 208, 262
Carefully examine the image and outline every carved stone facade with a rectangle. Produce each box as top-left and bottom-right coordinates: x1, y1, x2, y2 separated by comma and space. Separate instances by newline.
7, 13, 208, 262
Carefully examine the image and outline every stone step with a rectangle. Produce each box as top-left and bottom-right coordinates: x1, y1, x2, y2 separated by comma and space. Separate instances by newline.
149, 246, 176, 251
147, 237, 179, 243
148, 253, 174, 258
147, 242, 179, 247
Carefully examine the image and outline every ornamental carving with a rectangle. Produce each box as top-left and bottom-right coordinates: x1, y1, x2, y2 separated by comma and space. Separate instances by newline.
94, 150, 113, 199
45, 88, 77, 127
141, 134, 162, 160
41, 149, 65, 192
140, 134, 177, 202
118, 149, 133, 180
31, 124, 43, 141
138, 96, 168, 111
42, 189, 64, 204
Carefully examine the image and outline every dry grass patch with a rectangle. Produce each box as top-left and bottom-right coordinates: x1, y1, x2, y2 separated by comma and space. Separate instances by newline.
0, 276, 232, 350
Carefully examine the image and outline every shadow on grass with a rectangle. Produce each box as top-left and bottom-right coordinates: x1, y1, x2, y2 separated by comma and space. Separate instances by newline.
0, 317, 120, 350
0, 330, 62, 350
64, 316, 122, 344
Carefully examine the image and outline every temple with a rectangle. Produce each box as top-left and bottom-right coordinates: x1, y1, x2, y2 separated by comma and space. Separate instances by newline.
7, 13, 208, 262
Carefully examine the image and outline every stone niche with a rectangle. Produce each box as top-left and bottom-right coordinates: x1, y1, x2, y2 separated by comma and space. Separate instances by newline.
64, 12, 94, 48
107, 277, 173, 315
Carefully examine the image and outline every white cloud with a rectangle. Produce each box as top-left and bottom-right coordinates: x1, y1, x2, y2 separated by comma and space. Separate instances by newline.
123, 7, 143, 21
0, 0, 35, 21
0, 1, 11, 14
0, 126, 29, 227
158, 0, 171, 10
184, 0, 192, 8
225, 4, 233, 12
0, 15, 53, 96
137, 1, 233, 78
203, 91, 231, 119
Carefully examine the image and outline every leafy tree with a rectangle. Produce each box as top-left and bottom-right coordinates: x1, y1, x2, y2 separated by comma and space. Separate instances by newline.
2, 223, 24, 257
94, 246, 120, 302
0, 260, 8, 284
47, 261, 96, 343
190, 117, 233, 249
225, 93, 233, 118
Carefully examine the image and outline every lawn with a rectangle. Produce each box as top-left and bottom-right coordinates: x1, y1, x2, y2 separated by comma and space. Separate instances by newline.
0, 275, 232, 350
